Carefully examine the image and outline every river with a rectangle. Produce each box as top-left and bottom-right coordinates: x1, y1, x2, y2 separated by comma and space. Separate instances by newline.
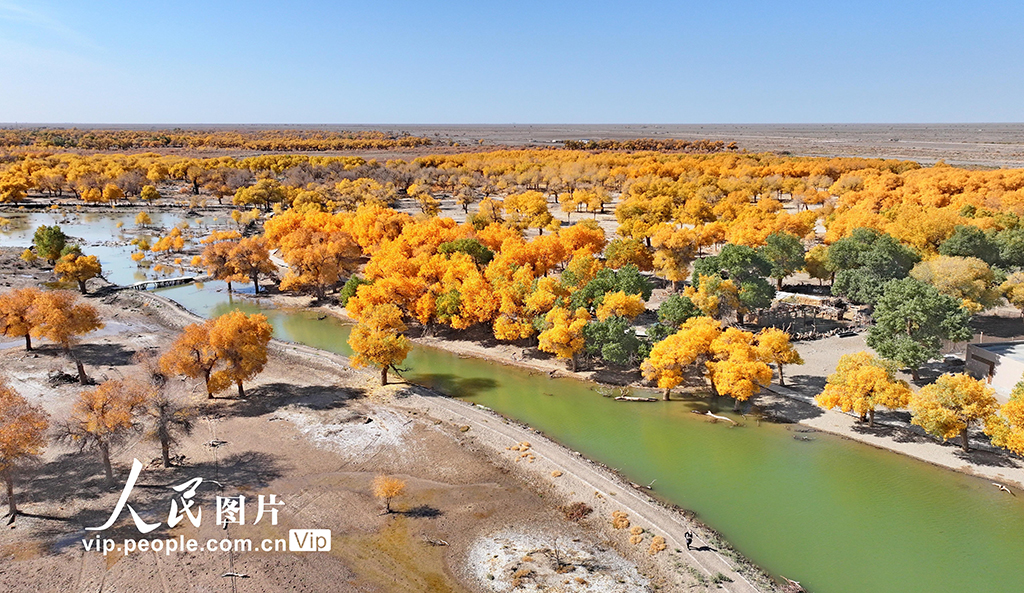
4, 211, 1024, 593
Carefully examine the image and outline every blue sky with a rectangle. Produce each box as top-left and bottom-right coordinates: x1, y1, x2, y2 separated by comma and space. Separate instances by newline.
1, 0, 1022, 124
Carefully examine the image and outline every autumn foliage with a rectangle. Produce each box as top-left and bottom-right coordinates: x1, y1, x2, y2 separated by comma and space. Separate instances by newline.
0, 376, 49, 515
161, 311, 272, 397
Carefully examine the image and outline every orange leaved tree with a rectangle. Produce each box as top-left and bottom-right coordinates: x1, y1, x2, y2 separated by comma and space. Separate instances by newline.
29, 290, 103, 384
372, 474, 406, 514
815, 352, 911, 427
207, 310, 273, 398
0, 375, 49, 517
641, 316, 722, 400
228, 237, 276, 294
59, 379, 149, 488
910, 373, 999, 453
54, 252, 103, 294
161, 322, 224, 397
348, 303, 411, 386
0, 287, 42, 351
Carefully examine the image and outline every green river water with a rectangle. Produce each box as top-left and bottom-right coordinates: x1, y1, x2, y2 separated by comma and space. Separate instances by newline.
4, 212, 1024, 593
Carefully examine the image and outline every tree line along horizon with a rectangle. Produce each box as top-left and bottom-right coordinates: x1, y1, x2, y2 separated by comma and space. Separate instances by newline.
4, 147, 1024, 513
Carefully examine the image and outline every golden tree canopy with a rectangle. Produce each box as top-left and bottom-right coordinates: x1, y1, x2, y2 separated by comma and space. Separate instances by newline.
641, 316, 722, 396
0, 287, 42, 349
54, 253, 103, 294
207, 310, 273, 397
0, 375, 49, 472
29, 290, 103, 350
815, 351, 911, 424
910, 373, 999, 450
537, 306, 590, 370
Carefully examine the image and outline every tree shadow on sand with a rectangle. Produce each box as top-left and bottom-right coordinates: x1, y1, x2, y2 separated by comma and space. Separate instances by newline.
216, 383, 367, 418
398, 505, 443, 518
14, 450, 288, 552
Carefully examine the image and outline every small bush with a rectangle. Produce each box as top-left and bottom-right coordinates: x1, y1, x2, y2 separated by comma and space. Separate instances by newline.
561, 502, 593, 522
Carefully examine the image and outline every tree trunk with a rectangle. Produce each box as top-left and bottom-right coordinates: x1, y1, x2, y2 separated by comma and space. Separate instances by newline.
204, 370, 214, 399
3, 468, 16, 517
911, 367, 920, 383
961, 426, 971, 453
380, 365, 388, 386
237, 381, 245, 398
733, 398, 741, 412
736, 311, 745, 325
24, 333, 31, 351
252, 275, 259, 294
69, 348, 88, 384
663, 388, 671, 401
776, 277, 783, 290
227, 280, 233, 294
868, 408, 875, 427
570, 355, 577, 372
100, 442, 114, 489
161, 437, 171, 468
78, 279, 87, 294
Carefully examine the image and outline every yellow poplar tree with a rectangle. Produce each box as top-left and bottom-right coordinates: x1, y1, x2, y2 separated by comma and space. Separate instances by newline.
0, 375, 49, 516
641, 316, 722, 400
348, 303, 411, 386
987, 381, 1024, 455
0, 287, 42, 351
60, 379, 149, 488
684, 274, 741, 321
160, 322, 224, 398
29, 290, 103, 384
54, 252, 103, 294
207, 311, 273, 398
537, 306, 591, 372
910, 373, 999, 453
816, 352, 911, 427
755, 327, 804, 386
595, 291, 646, 322
707, 328, 773, 410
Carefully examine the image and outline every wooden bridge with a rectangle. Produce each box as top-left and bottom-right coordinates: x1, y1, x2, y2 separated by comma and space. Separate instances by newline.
125, 276, 196, 291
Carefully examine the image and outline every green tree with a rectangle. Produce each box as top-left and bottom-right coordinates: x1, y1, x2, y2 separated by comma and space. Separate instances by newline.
583, 315, 642, 365
993, 227, 1024, 268
829, 228, 920, 304
339, 276, 371, 308
437, 238, 494, 266
32, 225, 67, 264
693, 244, 775, 321
657, 294, 701, 328
866, 278, 973, 381
569, 265, 652, 311
938, 225, 999, 265
758, 232, 805, 290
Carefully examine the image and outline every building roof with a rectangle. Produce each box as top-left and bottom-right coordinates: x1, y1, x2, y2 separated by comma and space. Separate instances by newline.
974, 341, 1024, 364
